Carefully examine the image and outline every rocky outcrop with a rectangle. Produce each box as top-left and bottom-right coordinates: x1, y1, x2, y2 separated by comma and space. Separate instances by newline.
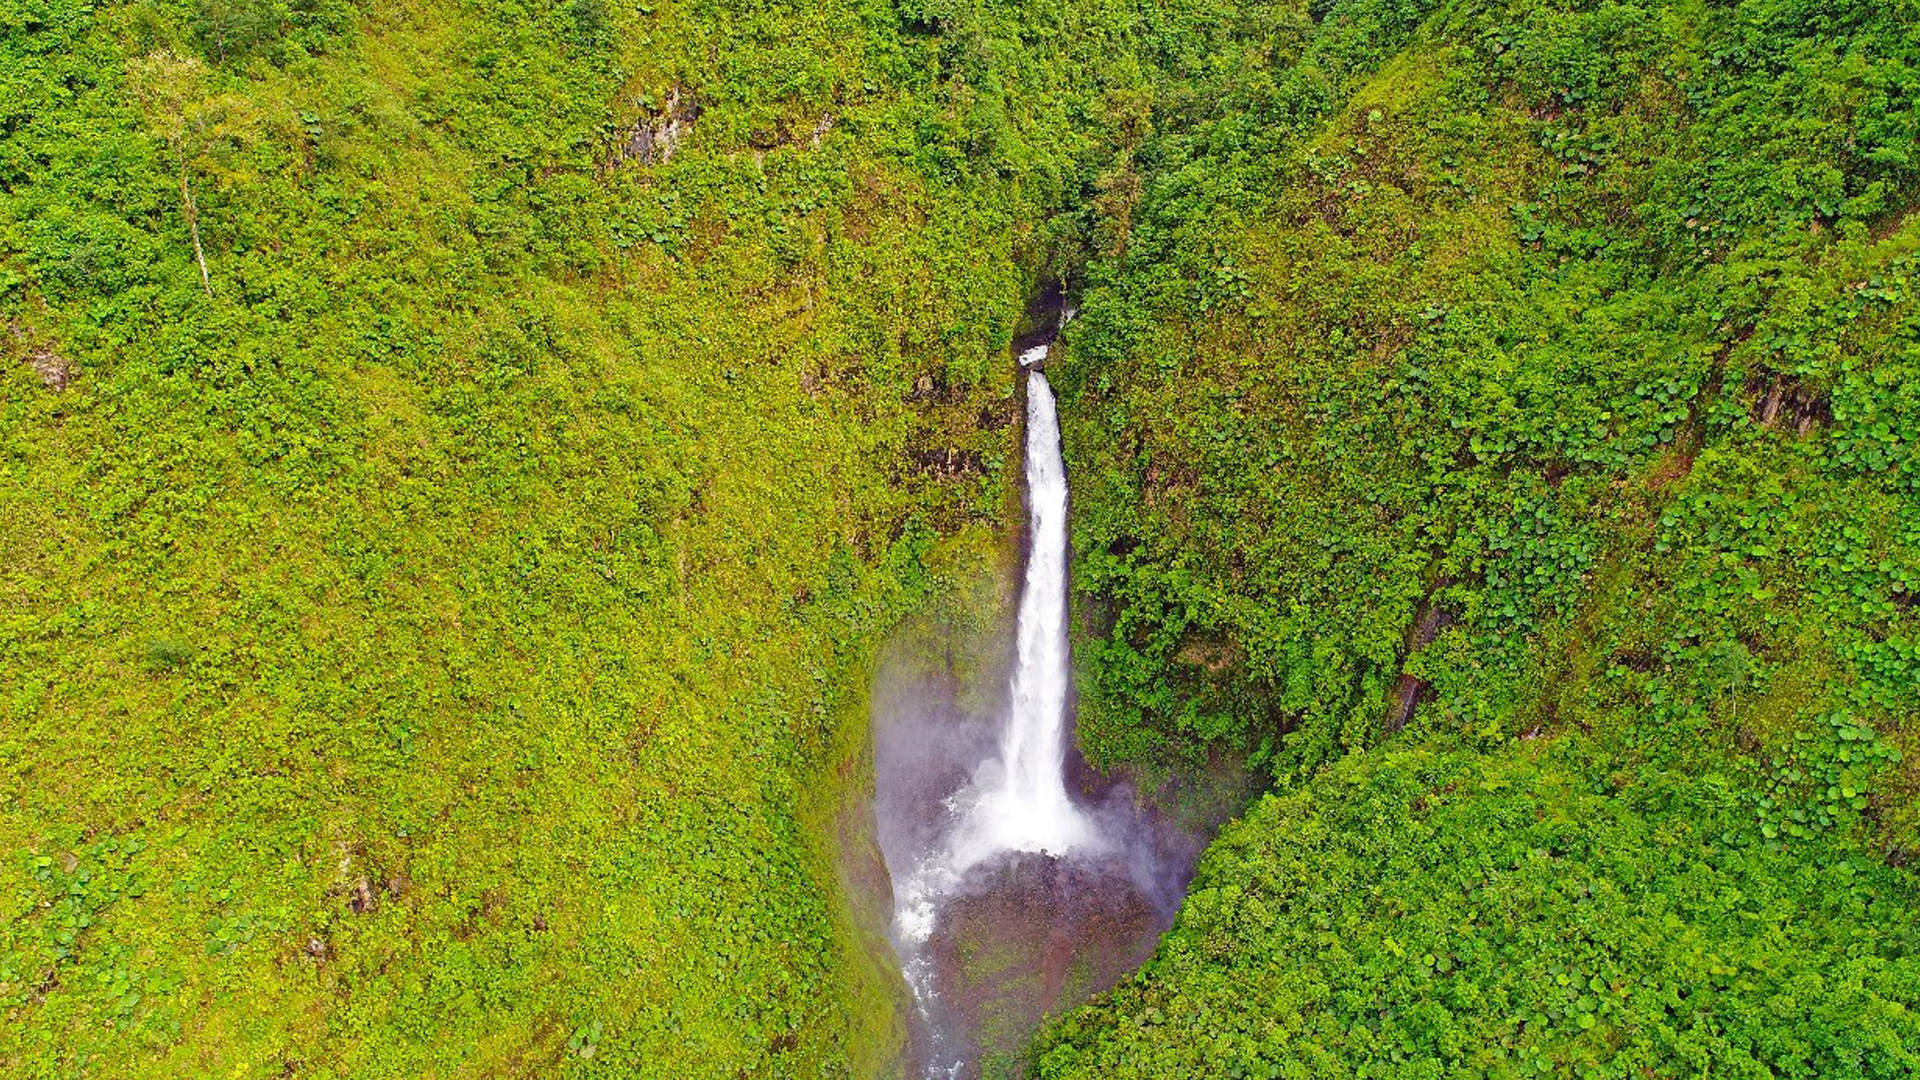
601, 85, 698, 172
1384, 578, 1456, 733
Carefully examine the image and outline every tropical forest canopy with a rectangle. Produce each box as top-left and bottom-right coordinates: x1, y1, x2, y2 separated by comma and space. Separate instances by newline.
2, 0, 1918, 1077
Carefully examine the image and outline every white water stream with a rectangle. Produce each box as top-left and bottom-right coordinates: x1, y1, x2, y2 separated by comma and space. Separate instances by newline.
891, 341, 1104, 1076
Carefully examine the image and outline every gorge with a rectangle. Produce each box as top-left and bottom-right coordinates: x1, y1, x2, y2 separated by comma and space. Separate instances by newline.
7, 1, 1920, 1076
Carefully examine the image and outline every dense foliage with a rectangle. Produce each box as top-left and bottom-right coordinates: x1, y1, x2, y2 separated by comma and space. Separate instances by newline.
8, 0, 1920, 1075
1063, 0, 1920, 789
0, 0, 1188, 1073
1036, 0, 1920, 1074
1037, 746, 1920, 1078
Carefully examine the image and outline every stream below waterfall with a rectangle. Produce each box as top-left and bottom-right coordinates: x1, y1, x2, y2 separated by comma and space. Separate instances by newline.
870, 324, 1204, 1079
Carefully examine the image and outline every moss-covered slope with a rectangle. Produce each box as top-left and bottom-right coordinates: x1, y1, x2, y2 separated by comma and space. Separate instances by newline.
1039, 0, 1920, 1074
0, 0, 1173, 1074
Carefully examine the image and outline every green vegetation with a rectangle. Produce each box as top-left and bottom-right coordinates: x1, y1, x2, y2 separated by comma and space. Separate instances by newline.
1036, 747, 1920, 1077
0, 0, 1157, 1073
1036, 0, 1920, 1074
7, 0, 1920, 1075
1061, 0, 1920, 788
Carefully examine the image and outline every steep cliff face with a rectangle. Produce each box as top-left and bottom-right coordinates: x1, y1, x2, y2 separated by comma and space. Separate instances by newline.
1060, 0, 1920, 788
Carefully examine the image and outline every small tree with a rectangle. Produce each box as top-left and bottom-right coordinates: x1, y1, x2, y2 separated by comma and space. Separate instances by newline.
125, 50, 257, 298
193, 0, 289, 64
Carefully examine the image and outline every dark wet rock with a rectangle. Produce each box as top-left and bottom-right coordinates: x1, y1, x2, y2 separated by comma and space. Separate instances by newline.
1012, 280, 1066, 355
1750, 370, 1831, 435
977, 401, 1016, 432
908, 446, 985, 478
918, 850, 1168, 1078
1385, 579, 1457, 732
601, 85, 699, 172
1386, 672, 1428, 733
908, 371, 968, 406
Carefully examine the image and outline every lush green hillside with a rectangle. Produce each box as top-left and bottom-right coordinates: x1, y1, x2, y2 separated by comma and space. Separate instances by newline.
1037, 0, 1920, 1074
1038, 747, 1920, 1077
8, 0, 1920, 1077
0, 0, 1179, 1074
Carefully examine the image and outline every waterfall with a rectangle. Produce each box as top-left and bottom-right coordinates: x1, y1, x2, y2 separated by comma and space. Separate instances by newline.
975, 347, 1100, 855
890, 340, 1103, 1076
